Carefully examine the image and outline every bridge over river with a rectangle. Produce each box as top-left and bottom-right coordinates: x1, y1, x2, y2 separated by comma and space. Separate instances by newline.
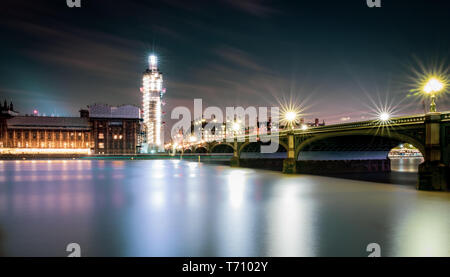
181, 111, 450, 191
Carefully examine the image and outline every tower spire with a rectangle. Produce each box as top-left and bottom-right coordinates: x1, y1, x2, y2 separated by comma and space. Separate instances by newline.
149, 54, 158, 71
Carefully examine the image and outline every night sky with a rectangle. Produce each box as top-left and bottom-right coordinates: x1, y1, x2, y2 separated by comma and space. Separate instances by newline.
1, 0, 450, 129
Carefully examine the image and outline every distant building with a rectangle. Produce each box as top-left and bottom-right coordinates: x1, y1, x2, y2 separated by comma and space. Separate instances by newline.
0, 102, 142, 155
0, 101, 19, 150
279, 117, 325, 130
306, 118, 325, 127
0, 103, 91, 154
88, 104, 142, 154
166, 116, 275, 150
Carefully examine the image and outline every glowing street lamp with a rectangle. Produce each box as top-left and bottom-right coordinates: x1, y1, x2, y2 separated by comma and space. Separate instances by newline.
232, 122, 241, 132
284, 111, 298, 130
378, 111, 391, 122
423, 77, 444, 113
285, 111, 297, 122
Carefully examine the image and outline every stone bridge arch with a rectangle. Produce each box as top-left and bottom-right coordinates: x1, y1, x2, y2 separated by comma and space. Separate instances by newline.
194, 146, 208, 153
209, 142, 235, 153
238, 140, 289, 158
294, 130, 425, 160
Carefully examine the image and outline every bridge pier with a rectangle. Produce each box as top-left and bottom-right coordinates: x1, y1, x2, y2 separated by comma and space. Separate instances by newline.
418, 162, 447, 191
230, 138, 240, 167
282, 132, 297, 174
417, 113, 447, 191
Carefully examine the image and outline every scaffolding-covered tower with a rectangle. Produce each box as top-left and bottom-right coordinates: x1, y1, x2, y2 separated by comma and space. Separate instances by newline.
142, 55, 164, 152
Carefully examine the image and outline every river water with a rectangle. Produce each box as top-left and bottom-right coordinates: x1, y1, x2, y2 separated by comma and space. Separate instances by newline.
0, 158, 448, 257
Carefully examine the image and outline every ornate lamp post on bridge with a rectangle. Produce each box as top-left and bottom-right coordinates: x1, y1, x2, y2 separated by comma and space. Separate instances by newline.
282, 111, 298, 174
423, 77, 444, 113
418, 76, 448, 190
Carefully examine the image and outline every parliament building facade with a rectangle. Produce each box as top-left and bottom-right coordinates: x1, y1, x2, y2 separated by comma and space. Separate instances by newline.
0, 102, 142, 155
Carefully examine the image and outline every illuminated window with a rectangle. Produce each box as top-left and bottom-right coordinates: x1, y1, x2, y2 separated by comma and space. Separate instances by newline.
98, 133, 104, 139
99, 143, 105, 149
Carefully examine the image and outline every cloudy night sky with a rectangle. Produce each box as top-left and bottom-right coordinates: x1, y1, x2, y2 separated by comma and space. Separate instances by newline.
1, 0, 449, 130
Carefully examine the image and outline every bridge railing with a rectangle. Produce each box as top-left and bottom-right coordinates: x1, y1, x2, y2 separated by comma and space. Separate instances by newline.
442, 111, 450, 121
302, 114, 426, 131
181, 111, 450, 146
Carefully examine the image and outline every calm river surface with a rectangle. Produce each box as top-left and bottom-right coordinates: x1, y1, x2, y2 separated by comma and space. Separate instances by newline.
0, 158, 448, 257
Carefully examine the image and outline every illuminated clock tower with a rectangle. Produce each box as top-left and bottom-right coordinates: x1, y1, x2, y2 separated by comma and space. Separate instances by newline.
142, 54, 164, 152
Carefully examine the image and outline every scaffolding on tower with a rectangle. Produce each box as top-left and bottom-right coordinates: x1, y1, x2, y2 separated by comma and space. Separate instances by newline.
141, 54, 164, 153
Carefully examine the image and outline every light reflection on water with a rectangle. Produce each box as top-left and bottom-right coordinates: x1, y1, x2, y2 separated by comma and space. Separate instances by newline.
0, 159, 448, 257
390, 157, 424, 172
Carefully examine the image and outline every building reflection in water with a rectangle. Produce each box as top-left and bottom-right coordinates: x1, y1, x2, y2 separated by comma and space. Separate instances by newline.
0, 159, 448, 257
0, 160, 95, 217
390, 157, 424, 173
214, 169, 256, 256
227, 170, 247, 209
